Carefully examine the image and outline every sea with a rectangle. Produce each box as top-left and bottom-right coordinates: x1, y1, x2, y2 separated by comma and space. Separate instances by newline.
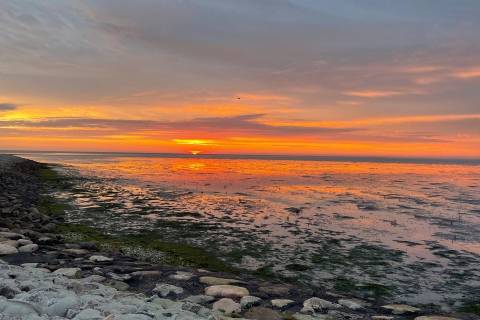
12, 151, 480, 307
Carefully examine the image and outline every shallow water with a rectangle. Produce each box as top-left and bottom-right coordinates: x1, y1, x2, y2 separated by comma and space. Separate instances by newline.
17, 152, 480, 306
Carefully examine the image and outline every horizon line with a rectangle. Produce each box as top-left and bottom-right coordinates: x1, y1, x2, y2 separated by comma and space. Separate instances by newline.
2, 149, 480, 165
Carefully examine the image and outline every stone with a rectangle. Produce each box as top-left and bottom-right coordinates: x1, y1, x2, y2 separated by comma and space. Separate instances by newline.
53, 267, 82, 278
1, 240, 18, 248
153, 283, 184, 297
381, 304, 421, 314
183, 295, 216, 305
21, 263, 39, 268
89, 255, 113, 262
372, 316, 395, 320
0, 298, 40, 316
338, 298, 367, 310
205, 285, 250, 298
200, 276, 242, 285
64, 248, 89, 255
271, 299, 295, 309
170, 271, 195, 281
292, 314, 329, 320
73, 308, 103, 320
0, 243, 18, 255
45, 294, 80, 316
130, 270, 162, 278
301, 297, 340, 313
213, 298, 241, 316
258, 284, 292, 296
240, 295, 262, 309
0, 232, 23, 240
18, 244, 39, 253
17, 239, 33, 246
244, 306, 283, 320
415, 317, 460, 320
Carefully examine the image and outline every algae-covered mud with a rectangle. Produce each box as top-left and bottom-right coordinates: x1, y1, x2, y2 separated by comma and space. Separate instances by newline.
16, 153, 480, 308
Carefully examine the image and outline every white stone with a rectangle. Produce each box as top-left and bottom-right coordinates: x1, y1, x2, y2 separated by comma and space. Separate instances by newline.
17, 239, 33, 246
271, 299, 295, 309
53, 267, 82, 278
382, 304, 421, 314
205, 285, 249, 298
73, 308, 103, 320
213, 298, 241, 316
240, 295, 261, 309
21, 263, 39, 268
170, 271, 195, 280
0, 243, 18, 255
301, 297, 340, 313
415, 316, 460, 320
89, 255, 113, 262
199, 276, 241, 285
0, 298, 40, 316
153, 283, 184, 297
0, 232, 24, 239
19, 244, 39, 253
338, 298, 367, 310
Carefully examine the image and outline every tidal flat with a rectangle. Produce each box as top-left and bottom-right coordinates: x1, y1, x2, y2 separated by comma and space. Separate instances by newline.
18, 152, 480, 310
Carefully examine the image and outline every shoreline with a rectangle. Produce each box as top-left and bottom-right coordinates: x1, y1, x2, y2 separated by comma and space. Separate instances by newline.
0, 155, 477, 320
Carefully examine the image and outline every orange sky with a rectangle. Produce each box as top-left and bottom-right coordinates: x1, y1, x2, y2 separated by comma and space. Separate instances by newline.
1, 1, 480, 158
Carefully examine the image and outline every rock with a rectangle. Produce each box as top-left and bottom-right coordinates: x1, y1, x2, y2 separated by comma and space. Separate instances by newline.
106, 279, 129, 291
0, 281, 21, 298
82, 275, 106, 283
301, 297, 340, 313
89, 255, 113, 262
17, 239, 33, 246
213, 298, 241, 316
130, 270, 162, 279
372, 316, 395, 320
153, 283, 184, 297
271, 299, 295, 309
1, 239, 19, 248
64, 248, 89, 255
0, 243, 18, 255
53, 267, 82, 278
73, 308, 103, 320
18, 243, 39, 253
0, 298, 40, 316
183, 295, 216, 305
45, 294, 80, 316
170, 271, 195, 281
200, 276, 242, 286
415, 317, 460, 320
37, 237, 54, 245
107, 272, 132, 281
382, 304, 421, 314
0, 232, 23, 240
240, 296, 262, 309
205, 285, 250, 298
244, 306, 283, 320
338, 298, 367, 310
258, 284, 292, 296
21, 263, 39, 268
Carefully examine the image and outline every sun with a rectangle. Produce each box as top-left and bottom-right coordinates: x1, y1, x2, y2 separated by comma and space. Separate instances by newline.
190, 150, 201, 155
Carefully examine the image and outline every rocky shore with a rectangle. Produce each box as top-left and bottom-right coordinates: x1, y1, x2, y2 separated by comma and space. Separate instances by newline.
0, 155, 475, 320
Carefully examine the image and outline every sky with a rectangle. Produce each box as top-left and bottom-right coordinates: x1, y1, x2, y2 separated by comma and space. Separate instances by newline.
1, 0, 480, 158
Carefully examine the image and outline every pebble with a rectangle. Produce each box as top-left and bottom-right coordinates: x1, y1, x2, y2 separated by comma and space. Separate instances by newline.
240, 295, 262, 309
0, 243, 19, 255
18, 243, 39, 253
205, 285, 250, 298
89, 255, 113, 262
271, 298, 295, 309
169, 271, 195, 281
200, 276, 242, 285
382, 304, 421, 314
52, 268, 82, 278
301, 297, 340, 313
153, 283, 184, 297
213, 298, 241, 316
17, 239, 33, 246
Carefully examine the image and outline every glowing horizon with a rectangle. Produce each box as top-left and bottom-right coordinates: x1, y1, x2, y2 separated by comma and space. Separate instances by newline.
1, 1, 479, 158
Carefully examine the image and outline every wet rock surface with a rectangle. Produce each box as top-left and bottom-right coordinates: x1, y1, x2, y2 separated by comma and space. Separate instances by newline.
0, 155, 477, 320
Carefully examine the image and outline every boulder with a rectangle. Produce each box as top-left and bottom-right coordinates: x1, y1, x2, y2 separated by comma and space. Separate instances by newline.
200, 276, 241, 286
183, 295, 215, 305
205, 285, 250, 298
301, 297, 340, 313
170, 271, 195, 281
89, 255, 113, 262
213, 298, 241, 316
381, 304, 421, 315
18, 244, 39, 253
153, 283, 184, 297
53, 267, 82, 278
271, 299, 295, 309
240, 295, 262, 309
244, 306, 283, 320
0, 243, 18, 255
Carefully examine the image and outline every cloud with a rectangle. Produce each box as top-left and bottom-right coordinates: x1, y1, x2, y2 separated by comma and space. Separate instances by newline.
0, 103, 18, 111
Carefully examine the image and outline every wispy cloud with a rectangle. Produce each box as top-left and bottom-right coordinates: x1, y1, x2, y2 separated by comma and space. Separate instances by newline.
0, 103, 18, 111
